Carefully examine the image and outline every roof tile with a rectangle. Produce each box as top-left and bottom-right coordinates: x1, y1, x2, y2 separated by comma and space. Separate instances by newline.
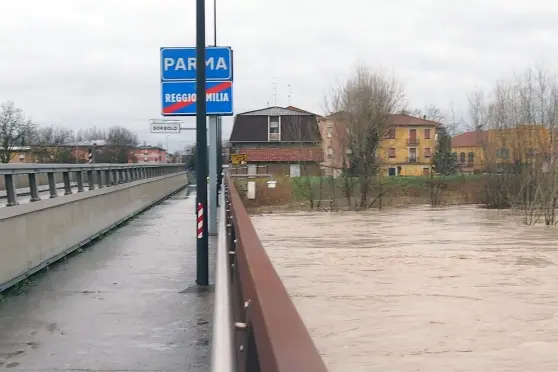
452, 131, 487, 147
386, 114, 442, 127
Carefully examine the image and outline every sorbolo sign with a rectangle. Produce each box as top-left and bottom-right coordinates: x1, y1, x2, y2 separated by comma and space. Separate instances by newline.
149, 119, 182, 134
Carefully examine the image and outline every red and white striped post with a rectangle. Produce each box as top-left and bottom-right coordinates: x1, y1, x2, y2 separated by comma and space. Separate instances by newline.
197, 202, 204, 239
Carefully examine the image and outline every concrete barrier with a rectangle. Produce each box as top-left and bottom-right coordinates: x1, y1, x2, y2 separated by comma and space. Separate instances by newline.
0, 172, 187, 292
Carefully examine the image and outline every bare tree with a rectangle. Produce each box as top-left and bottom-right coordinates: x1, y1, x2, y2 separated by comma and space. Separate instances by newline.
326, 64, 405, 209
31, 125, 74, 163
469, 66, 558, 224
75, 127, 106, 142
0, 101, 34, 163
97, 126, 139, 163
410, 105, 445, 123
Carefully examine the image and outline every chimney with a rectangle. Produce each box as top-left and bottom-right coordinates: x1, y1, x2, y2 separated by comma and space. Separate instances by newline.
423, 115, 426, 119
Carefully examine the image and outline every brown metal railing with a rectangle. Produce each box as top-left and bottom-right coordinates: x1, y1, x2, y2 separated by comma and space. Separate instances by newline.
224, 175, 329, 372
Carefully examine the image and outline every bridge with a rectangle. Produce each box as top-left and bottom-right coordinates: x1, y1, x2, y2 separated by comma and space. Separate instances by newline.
0, 163, 328, 372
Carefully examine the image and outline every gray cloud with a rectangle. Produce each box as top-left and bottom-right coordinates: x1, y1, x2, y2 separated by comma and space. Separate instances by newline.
1, 0, 558, 151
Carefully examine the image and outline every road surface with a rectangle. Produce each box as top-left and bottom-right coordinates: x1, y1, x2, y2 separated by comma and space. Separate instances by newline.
0, 189, 215, 371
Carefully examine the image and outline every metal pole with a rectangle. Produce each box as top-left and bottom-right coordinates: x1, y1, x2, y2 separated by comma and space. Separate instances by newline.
213, 0, 222, 206
217, 116, 223, 205
209, 116, 218, 235
196, 0, 209, 286
213, 0, 217, 46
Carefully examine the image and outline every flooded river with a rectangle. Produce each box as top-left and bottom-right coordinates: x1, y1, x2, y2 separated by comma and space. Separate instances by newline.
251, 205, 558, 372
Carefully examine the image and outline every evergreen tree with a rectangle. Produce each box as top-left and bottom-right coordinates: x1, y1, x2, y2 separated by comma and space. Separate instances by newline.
432, 126, 457, 175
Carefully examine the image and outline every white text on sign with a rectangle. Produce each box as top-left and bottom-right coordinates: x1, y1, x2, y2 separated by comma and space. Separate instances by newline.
163, 57, 228, 72
164, 93, 230, 103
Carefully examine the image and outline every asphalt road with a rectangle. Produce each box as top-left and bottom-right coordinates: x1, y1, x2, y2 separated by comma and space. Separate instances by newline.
0, 189, 216, 371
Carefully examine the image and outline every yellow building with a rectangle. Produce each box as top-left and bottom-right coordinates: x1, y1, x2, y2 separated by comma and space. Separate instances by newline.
319, 113, 440, 177
452, 125, 552, 173
379, 114, 440, 176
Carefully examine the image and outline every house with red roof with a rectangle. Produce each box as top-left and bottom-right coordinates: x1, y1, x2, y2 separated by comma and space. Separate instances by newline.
319, 112, 442, 177
228, 106, 323, 177
451, 130, 487, 173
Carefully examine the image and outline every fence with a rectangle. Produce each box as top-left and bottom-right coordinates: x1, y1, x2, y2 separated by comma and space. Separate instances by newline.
211, 175, 328, 371
0, 163, 185, 207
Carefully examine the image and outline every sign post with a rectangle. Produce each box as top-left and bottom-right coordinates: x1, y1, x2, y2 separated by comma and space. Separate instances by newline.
208, 116, 218, 236
195, 0, 209, 286
160, 28, 233, 288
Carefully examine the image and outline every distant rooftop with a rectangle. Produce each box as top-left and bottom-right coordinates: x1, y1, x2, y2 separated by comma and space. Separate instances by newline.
238, 106, 315, 116
75, 139, 108, 146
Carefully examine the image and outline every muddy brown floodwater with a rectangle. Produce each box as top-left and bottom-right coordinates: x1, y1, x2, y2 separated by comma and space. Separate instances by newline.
251, 205, 558, 372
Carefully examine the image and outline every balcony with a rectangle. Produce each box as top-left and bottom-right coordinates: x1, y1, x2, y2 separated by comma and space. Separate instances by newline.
407, 138, 419, 146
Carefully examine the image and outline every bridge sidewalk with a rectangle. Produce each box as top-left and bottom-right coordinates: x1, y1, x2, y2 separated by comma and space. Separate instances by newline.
0, 189, 215, 372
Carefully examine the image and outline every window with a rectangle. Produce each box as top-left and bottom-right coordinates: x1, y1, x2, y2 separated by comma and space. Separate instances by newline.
409, 148, 417, 162
496, 148, 509, 160
459, 152, 466, 163
468, 152, 474, 163
452, 152, 457, 161
424, 147, 431, 158
424, 129, 431, 139
327, 147, 333, 158
269, 116, 280, 141
327, 127, 333, 138
387, 127, 396, 139
388, 147, 396, 158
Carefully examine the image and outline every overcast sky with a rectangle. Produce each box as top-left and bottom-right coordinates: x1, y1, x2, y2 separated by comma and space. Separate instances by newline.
1, 0, 557, 151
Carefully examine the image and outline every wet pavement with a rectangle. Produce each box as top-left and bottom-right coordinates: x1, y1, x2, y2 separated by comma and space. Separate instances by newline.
0, 189, 215, 371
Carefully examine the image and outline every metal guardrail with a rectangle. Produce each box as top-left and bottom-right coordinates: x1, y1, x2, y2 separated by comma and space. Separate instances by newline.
0, 163, 185, 207
211, 187, 235, 372
220, 174, 328, 372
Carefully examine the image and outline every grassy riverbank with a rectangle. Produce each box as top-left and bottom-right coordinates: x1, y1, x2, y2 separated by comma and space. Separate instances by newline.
236, 174, 485, 212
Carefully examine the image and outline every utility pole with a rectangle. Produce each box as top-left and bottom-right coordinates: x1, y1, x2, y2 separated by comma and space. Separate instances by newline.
196, 0, 209, 286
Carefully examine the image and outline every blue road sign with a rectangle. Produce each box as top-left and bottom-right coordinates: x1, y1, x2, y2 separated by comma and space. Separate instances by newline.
161, 47, 233, 81
161, 81, 233, 116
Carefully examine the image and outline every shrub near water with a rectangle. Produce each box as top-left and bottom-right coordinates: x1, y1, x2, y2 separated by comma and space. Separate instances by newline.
235, 177, 294, 209
236, 175, 486, 210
